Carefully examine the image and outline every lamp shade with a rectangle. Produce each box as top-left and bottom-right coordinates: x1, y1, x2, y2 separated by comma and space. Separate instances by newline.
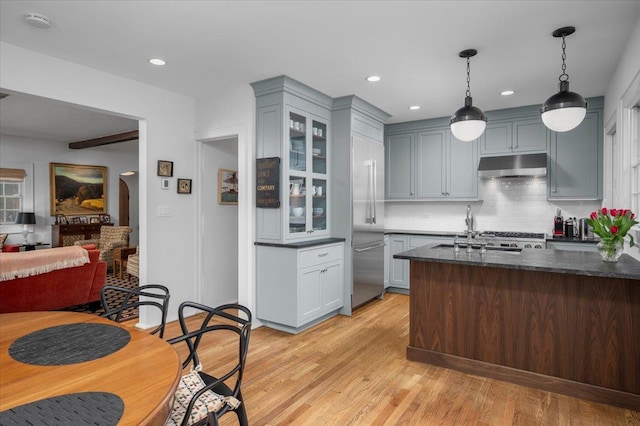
541, 81, 587, 132
450, 96, 487, 142
15, 212, 36, 225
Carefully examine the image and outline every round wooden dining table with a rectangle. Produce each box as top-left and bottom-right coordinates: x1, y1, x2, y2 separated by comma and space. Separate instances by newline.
0, 311, 181, 425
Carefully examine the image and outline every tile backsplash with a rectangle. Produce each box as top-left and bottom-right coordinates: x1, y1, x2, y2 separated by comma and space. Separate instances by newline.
384, 176, 601, 236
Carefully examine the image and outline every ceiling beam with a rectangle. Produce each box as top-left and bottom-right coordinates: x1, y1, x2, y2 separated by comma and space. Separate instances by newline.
68, 130, 138, 149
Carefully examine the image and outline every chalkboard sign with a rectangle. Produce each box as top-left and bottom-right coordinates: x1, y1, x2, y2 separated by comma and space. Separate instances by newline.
256, 157, 280, 208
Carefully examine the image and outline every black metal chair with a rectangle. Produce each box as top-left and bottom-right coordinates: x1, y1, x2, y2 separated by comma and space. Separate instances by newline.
167, 302, 252, 426
99, 284, 170, 338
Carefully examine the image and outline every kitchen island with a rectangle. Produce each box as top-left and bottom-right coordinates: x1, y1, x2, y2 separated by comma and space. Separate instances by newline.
394, 245, 640, 410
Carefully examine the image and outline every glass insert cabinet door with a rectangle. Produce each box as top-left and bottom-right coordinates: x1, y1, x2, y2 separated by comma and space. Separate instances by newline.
311, 120, 327, 174
311, 178, 327, 232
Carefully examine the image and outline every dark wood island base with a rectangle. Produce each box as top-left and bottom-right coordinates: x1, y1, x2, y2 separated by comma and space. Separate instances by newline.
407, 260, 640, 411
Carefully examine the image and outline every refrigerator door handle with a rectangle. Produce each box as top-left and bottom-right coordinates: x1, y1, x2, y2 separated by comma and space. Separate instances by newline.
353, 242, 386, 252
372, 159, 377, 224
366, 160, 373, 224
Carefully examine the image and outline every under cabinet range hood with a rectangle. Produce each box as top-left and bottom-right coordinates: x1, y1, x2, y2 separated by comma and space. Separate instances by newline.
478, 153, 547, 178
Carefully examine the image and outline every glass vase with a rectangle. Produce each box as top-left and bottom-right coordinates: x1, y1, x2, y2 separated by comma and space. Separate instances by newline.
597, 240, 624, 262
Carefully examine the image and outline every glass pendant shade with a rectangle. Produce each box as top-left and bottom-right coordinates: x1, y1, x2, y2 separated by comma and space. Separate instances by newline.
541, 81, 587, 132
450, 96, 487, 142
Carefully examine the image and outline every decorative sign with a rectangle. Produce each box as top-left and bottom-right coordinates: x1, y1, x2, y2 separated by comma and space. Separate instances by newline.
256, 157, 280, 208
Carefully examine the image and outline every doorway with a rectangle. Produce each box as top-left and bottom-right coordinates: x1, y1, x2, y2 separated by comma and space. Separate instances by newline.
199, 137, 239, 307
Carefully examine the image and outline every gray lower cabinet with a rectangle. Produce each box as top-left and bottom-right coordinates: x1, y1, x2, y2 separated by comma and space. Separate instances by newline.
383, 235, 390, 288
546, 241, 599, 252
256, 242, 344, 334
548, 109, 602, 200
388, 235, 409, 289
387, 234, 456, 291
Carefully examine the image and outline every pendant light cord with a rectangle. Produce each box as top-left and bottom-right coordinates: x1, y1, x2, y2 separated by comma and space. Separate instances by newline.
559, 35, 569, 82
466, 57, 472, 97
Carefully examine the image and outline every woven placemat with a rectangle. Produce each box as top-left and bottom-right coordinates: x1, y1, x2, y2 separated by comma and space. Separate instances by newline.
9, 323, 130, 365
0, 392, 124, 425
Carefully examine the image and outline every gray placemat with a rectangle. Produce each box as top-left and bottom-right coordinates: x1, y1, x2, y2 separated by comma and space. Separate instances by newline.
9, 323, 130, 365
0, 392, 124, 425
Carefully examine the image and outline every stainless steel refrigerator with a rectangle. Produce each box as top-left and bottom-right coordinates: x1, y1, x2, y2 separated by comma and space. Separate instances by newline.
351, 134, 385, 309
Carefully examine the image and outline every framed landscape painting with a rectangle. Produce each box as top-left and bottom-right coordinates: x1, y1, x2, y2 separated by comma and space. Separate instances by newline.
50, 163, 107, 216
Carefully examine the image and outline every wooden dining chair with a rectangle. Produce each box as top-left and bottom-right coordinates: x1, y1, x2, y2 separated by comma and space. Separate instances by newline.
99, 284, 170, 338
166, 302, 252, 426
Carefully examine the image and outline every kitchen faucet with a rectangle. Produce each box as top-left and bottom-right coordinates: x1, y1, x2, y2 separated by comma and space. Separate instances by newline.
465, 204, 474, 237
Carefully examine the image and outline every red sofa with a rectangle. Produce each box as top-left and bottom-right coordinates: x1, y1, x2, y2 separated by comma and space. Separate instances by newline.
0, 248, 107, 313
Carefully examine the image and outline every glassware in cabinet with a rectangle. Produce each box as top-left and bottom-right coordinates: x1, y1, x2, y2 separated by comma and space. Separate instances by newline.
311, 178, 327, 232
289, 175, 307, 234
311, 120, 327, 175
289, 111, 306, 173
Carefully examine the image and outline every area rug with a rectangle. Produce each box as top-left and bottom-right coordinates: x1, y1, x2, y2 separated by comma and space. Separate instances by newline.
62, 275, 139, 320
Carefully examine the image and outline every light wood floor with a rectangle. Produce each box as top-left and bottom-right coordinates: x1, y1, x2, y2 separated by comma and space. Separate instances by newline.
162, 293, 639, 425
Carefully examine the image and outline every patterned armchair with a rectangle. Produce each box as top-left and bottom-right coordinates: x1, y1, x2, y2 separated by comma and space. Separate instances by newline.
126, 245, 139, 279
74, 225, 131, 266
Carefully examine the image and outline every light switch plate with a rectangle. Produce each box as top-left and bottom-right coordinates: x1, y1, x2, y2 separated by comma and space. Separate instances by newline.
157, 205, 172, 217
161, 178, 170, 189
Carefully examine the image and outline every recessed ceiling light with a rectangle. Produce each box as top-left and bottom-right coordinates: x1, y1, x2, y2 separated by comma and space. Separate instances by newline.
149, 58, 166, 66
366, 75, 381, 82
501, 90, 515, 96
25, 13, 51, 29
409, 105, 421, 110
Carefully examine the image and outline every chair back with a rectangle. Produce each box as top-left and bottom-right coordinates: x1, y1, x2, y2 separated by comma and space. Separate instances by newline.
99, 226, 132, 247
169, 302, 252, 398
100, 284, 170, 337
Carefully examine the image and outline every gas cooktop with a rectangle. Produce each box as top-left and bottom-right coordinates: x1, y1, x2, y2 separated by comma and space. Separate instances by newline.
480, 231, 546, 240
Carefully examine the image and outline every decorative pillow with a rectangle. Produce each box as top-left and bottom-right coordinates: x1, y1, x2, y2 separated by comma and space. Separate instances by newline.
0, 234, 7, 249
165, 370, 240, 426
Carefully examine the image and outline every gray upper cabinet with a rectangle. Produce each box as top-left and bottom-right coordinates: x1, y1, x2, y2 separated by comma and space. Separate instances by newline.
385, 133, 415, 199
548, 109, 602, 200
480, 116, 547, 156
416, 129, 446, 198
385, 123, 479, 201
252, 75, 333, 243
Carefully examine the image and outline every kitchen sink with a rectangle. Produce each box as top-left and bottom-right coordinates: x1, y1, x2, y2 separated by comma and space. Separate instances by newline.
433, 244, 523, 254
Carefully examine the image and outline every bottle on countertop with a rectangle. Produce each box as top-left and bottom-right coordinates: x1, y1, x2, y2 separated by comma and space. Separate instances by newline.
553, 208, 564, 236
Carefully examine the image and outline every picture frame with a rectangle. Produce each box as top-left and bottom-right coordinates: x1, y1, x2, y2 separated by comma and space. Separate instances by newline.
157, 160, 174, 177
177, 178, 192, 194
79, 216, 88, 224
100, 214, 111, 223
56, 214, 68, 225
89, 216, 100, 224
50, 163, 107, 216
72, 216, 81, 224
218, 169, 238, 205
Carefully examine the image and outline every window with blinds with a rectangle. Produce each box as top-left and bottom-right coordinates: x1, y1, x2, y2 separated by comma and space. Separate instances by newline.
0, 168, 26, 224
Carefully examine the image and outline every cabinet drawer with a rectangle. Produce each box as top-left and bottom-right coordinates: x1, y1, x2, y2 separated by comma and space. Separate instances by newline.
299, 244, 343, 268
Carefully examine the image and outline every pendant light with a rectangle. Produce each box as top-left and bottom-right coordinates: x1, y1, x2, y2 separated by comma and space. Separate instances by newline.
541, 26, 587, 132
450, 49, 487, 142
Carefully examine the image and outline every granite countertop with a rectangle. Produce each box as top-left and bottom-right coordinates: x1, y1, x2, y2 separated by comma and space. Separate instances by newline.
255, 237, 346, 249
394, 244, 640, 280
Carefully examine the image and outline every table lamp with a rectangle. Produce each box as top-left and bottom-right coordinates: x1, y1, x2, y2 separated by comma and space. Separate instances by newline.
16, 212, 36, 245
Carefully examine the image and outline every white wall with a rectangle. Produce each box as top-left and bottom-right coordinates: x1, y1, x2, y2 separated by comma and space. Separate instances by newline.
385, 177, 601, 235
0, 134, 138, 245
0, 42, 197, 328
199, 137, 238, 307
195, 85, 256, 323
604, 16, 640, 260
